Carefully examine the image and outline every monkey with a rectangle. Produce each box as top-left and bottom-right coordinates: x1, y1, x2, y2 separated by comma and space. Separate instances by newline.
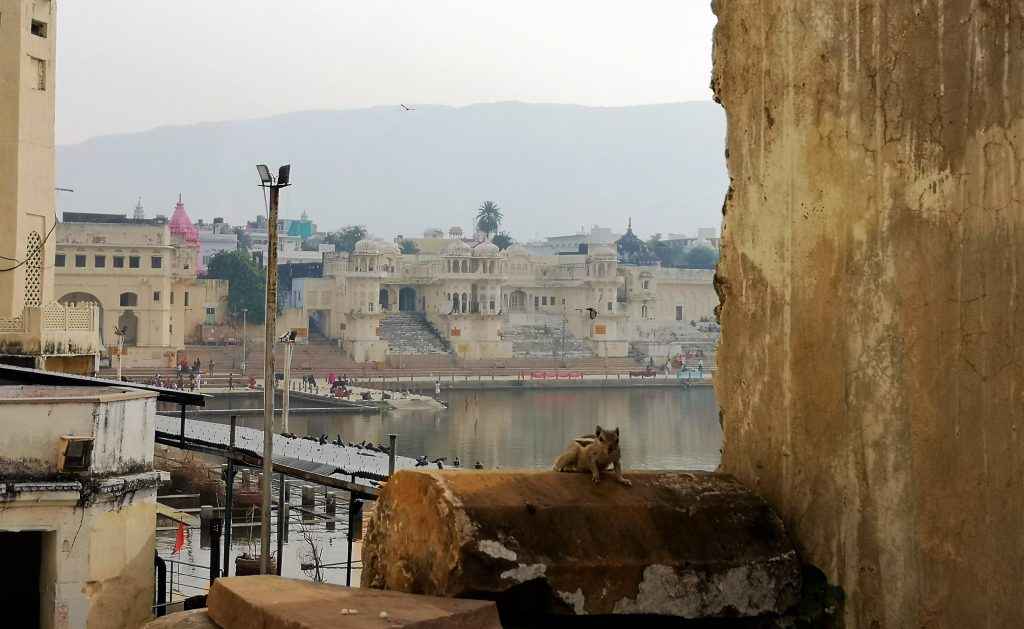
553, 425, 631, 486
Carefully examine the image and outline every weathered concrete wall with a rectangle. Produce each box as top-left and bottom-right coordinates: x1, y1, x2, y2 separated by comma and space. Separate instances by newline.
363, 470, 800, 618
712, 1, 1024, 627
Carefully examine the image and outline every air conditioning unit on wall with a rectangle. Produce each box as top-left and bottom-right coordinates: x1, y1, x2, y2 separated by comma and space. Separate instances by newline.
58, 436, 93, 473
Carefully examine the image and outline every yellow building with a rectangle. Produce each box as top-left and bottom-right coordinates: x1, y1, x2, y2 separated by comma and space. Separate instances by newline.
0, 0, 99, 373
54, 212, 229, 368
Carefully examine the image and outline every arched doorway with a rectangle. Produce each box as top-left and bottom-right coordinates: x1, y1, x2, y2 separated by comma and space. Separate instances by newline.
59, 292, 104, 345
399, 287, 416, 311
117, 310, 139, 346
379, 289, 390, 311
509, 289, 527, 312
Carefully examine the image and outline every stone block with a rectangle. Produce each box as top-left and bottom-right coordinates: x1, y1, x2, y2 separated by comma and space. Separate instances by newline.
362, 470, 800, 618
142, 609, 221, 629
206, 575, 500, 629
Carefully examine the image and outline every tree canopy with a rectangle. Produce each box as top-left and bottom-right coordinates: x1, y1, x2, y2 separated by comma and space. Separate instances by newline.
232, 226, 252, 252
491, 232, 514, 250
399, 239, 420, 254
206, 250, 266, 324
475, 201, 503, 239
323, 225, 367, 253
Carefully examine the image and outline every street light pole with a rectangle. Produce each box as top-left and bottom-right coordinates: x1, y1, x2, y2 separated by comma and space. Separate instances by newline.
257, 164, 290, 575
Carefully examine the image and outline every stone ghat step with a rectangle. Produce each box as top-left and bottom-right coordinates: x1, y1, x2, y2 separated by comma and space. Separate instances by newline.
362, 470, 801, 620
143, 576, 501, 629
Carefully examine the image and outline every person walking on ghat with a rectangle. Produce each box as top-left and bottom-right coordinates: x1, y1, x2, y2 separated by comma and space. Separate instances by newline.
434, 379, 441, 399
228, 372, 234, 391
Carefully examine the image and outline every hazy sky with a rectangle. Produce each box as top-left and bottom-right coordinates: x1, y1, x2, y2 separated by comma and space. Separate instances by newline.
56, 1, 716, 145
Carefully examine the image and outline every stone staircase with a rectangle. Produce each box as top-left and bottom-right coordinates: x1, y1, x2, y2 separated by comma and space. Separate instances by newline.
380, 312, 452, 355
501, 314, 595, 358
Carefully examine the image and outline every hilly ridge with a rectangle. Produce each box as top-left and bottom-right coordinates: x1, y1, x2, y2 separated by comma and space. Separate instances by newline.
56, 101, 727, 239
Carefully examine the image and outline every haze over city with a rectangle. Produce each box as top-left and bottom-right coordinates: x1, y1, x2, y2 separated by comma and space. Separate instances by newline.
54, 1, 724, 239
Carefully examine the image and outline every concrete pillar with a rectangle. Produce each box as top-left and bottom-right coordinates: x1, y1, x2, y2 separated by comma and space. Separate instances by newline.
325, 491, 337, 531
301, 485, 315, 523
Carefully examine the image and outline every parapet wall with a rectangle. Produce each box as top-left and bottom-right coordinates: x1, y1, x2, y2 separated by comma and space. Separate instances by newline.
712, 1, 1024, 627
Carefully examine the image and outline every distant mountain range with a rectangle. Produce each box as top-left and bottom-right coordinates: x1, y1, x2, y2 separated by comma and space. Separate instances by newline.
56, 101, 727, 241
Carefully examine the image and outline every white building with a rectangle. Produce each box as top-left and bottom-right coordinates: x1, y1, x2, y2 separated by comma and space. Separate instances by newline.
0, 381, 163, 628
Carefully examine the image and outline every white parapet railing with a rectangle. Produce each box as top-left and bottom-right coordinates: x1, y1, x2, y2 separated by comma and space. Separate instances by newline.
0, 302, 100, 356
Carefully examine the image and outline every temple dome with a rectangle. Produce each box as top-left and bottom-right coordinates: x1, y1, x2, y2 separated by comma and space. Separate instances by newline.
504, 244, 531, 258
443, 240, 472, 257
590, 245, 618, 259
354, 239, 381, 254
169, 197, 199, 245
472, 241, 500, 257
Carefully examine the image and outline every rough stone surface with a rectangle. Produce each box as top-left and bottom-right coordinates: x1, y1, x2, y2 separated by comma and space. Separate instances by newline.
206, 575, 500, 629
361, 470, 800, 617
142, 609, 221, 629
712, 2, 1024, 627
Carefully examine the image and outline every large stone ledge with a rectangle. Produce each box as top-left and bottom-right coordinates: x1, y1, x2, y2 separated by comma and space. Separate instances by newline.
362, 470, 800, 618
205, 575, 501, 629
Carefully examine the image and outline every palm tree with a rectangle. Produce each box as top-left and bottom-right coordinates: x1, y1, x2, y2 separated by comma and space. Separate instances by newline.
475, 201, 503, 240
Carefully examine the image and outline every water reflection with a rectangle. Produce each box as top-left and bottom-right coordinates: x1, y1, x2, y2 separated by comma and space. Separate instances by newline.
195, 387, 722, 472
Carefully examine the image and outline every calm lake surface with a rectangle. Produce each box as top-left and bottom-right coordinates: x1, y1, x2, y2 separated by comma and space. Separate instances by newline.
201, 385, 722, 471
156, 386, 721, 592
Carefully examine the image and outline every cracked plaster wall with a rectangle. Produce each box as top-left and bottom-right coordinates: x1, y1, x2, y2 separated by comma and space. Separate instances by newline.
712, 1, 1023, 627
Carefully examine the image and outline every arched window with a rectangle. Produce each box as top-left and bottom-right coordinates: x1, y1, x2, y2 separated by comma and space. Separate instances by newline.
119, 292, 138, 307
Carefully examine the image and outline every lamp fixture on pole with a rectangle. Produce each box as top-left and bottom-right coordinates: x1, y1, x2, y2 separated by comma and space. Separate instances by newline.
256, 163, 291, 575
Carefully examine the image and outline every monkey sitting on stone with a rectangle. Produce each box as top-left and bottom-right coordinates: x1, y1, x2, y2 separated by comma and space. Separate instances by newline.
553, 425, 632, 486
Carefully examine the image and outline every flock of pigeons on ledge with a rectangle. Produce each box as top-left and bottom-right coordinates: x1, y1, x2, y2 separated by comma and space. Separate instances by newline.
278, 431, 485, 470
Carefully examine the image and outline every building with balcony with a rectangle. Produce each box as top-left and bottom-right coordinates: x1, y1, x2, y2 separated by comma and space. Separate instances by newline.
282, 238, 716, 362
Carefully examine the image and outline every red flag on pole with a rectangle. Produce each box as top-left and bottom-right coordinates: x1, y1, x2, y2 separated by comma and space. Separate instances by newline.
172, 520, 186, 555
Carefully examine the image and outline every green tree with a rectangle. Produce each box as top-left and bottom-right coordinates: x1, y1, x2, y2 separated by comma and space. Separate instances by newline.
300, 237, 321, 252
399, 239, 420, 254
678, 245, 719, 269
475, 201, 503, 239
323, 226, 367, 253
491, 232, 514, 250
206, 250, 266, 324
232, 226, 252, 252
646, 233, 671, 266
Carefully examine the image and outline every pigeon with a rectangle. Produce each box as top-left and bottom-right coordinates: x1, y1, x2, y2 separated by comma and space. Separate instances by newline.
435, 460, 444, 469
333, 435, 346, 447
415, 458, 429, 467
453, 457, 461, 468
318, 435, 328, 445
474, 461, 484, 469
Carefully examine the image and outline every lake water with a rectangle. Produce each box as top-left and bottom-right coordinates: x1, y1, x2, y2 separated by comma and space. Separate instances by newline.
156, 385, 721, 595
200, 385, 722, 472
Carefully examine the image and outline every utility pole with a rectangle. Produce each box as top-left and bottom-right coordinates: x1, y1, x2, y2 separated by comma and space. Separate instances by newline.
241, 308, 247, 372
282, 332, 296, 433
257, 164, 290, 575
560, 305, 567, 369
114, 326, 126, 380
